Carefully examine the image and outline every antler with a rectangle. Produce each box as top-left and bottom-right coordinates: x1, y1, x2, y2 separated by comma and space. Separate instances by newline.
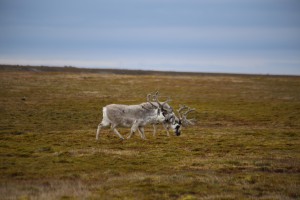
177, 104, 188, 118
147, 93, 158, 108
153, 91, 170, 108
177, 105, 196, 127
183, 107, 195, 117
147, 91, 172, 112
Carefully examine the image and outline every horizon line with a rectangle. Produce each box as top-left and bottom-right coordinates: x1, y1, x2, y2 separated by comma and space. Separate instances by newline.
1, 64, 299, 77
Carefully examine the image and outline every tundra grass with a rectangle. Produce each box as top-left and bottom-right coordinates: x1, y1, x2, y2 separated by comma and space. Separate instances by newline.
0, 69, 300, 199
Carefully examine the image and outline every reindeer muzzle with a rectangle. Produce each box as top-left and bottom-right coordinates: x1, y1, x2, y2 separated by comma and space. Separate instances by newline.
175, 125, 181, 136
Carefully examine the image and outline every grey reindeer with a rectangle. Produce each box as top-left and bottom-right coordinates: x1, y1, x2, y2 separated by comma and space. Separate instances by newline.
96, 92, 172, 140
152, 103, 196, 137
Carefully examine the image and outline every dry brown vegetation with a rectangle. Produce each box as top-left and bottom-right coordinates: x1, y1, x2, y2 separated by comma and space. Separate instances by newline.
0, 65, 299, 199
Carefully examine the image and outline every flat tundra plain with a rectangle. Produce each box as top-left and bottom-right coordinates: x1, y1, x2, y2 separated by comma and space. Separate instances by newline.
0, 66, 299, 200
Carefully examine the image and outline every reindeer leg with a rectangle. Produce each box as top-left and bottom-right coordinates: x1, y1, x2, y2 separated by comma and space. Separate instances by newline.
111, 125, 124, 140
138, 127, 146, 140
163, 123, 170, 137
128, 121, 138, 139
96, 121, 110, 140
127, 128, 135, 139
96, 123, 102, 140
153, 124, 157, 137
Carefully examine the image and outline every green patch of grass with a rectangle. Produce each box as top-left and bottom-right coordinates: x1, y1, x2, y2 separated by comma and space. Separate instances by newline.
0, 69, 300, 199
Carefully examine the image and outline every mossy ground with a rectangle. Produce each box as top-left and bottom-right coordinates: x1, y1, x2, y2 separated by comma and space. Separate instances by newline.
0, 68, 299, 199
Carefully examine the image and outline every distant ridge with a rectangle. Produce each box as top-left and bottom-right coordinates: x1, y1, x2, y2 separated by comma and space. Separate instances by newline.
0, 64, 297, 77
0, 64, 201, 76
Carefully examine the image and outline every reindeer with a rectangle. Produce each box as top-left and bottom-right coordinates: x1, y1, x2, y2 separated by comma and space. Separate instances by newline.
152, 104, 196, 137
141, 92, 180, 136
96, 92, 172, 140
145, 92, 196, 137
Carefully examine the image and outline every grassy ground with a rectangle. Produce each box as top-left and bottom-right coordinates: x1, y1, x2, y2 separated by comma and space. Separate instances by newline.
0, 67, 299, 199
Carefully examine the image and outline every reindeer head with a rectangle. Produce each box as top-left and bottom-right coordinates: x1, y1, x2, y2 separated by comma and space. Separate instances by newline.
166, 114, 182, 136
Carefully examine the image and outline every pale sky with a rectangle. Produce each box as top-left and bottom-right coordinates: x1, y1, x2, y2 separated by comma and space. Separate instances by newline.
1, 0, 300, 75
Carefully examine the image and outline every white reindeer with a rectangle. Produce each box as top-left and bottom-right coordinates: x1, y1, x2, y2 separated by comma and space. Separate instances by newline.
96, 93, 172, 140
152, 104, 196, 137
